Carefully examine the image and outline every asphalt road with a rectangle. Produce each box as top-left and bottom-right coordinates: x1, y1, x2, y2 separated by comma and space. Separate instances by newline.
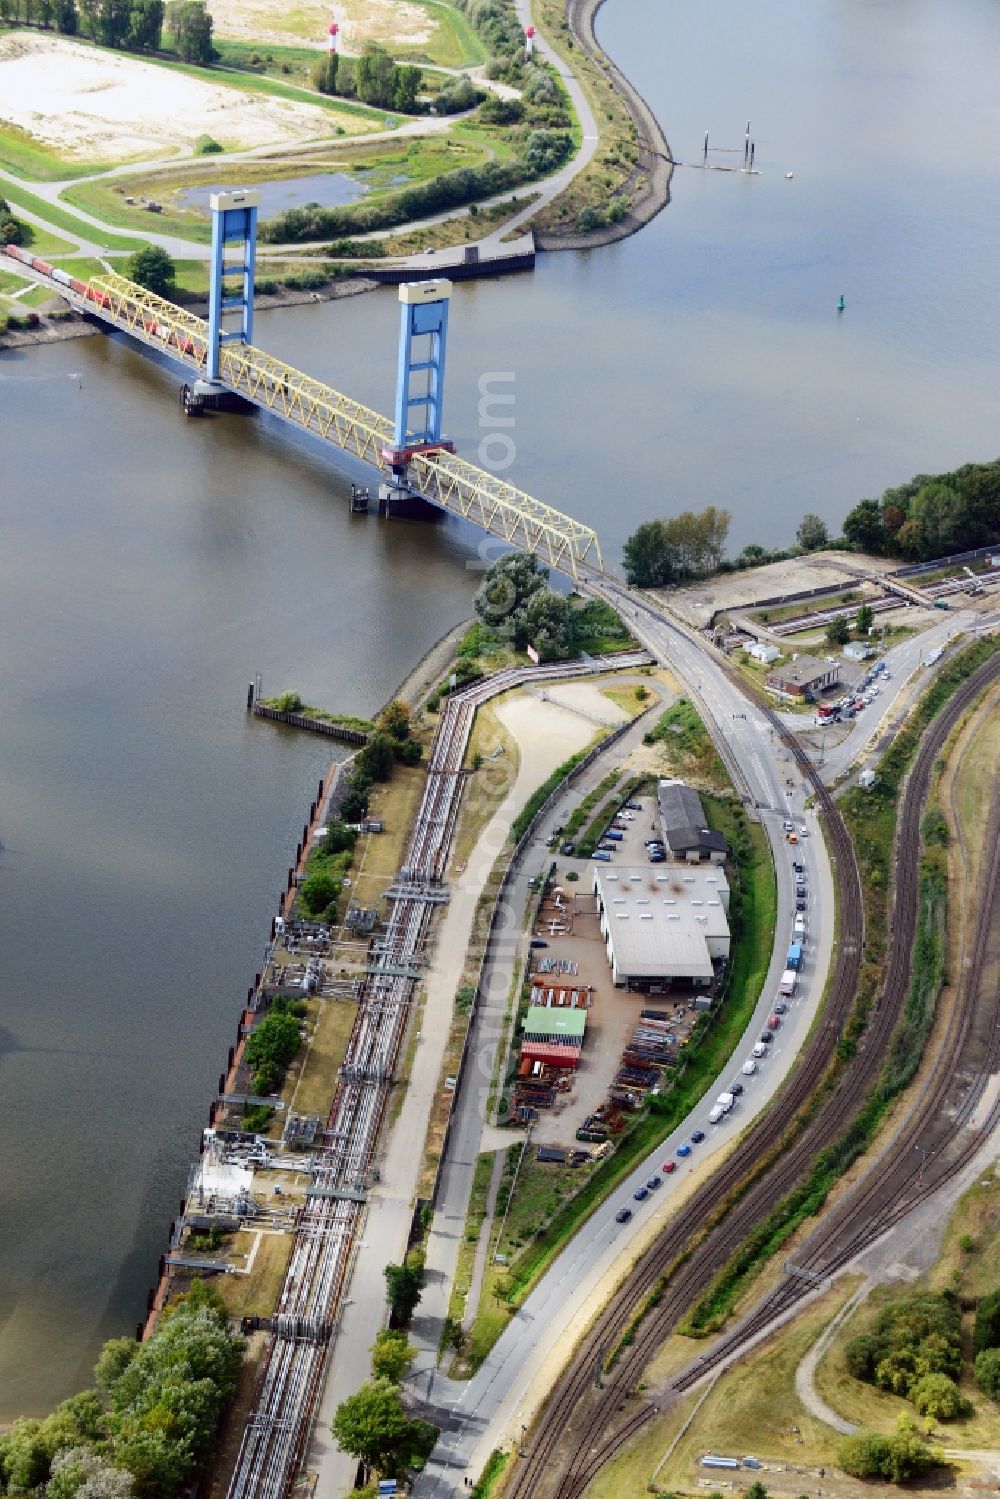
413, 595, 836, 1495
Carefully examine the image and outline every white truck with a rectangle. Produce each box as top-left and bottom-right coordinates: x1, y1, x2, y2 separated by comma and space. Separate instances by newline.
709, 1092, 736, 1123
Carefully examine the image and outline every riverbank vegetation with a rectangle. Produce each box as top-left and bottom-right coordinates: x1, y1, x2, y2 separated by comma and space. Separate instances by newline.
0, 1283, 244, 1498
623, 458, 1000, 589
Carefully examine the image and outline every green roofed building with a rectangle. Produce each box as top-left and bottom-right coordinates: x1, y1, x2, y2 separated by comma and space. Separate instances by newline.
522, 1006, 587, 1044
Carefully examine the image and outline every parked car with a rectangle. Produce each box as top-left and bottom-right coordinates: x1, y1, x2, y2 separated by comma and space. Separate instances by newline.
529, 939, 548, 949
615, 1207, 633, 1223
626, 801, 642, 810
649, 852, 666, 863
676, 1142, 692, 1158
742, 1058, 758, 1075
661, 1159, 677, 1174
619, 811, 636, 821
633, 1185, 649, 1201
561, 841, 575, 855
592, 851, 612, 862
690, 1129, 706, 1144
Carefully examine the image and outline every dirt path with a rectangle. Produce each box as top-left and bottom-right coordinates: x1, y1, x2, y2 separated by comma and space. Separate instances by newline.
793, 1281, 868, 1435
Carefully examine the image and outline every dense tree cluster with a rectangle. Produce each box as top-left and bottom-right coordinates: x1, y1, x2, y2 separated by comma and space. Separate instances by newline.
843, 1291, 968, 1421
259, 144, 567, 244
0, 197, 25, 247
10, 0, 168, 50
164, 0, 213, 59
621, 507, 732, 587
842, 459, 1000, 560
837, 1415, 940, 1483
0, 1285, 244, 1499
243, 994, 306, 1094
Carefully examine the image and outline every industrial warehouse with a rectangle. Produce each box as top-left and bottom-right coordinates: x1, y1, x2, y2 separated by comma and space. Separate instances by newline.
592, 865, 731, 990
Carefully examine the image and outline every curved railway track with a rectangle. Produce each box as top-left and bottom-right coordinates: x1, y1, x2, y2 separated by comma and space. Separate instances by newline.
504, 632, 1000, 1499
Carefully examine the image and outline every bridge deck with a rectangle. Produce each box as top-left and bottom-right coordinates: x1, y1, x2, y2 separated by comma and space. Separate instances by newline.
91, 273, 603, 578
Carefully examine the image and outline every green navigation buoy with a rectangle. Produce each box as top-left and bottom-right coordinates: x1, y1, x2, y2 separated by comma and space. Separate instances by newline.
838, 295, 845, 312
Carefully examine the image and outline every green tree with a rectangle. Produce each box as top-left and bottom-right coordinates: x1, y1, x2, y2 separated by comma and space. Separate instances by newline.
826, 616, 850, 646
910, 1372, 969, 1420
844, 1333, 879, 1381
393, 64, 421, 113
842, 496, 884, 552
622, 519, 675, 587
376, 699, 411, 742
744, 1484, 770, 1499
166, 0, 213, 61
475, 552, 547, 633
796, 512, 828, 550
371, 1330, 416, 1383
48, 1447, 135, 1498
356, 731, 396, 783
910, 480, 967, 557
125, 245, 176, 297
355, 42, 399, 108
299, 869, 340, 918
311, 51, 339, 95
384, 1259, 424, 1325
974, 1288, 1000, 1353
244, 1008, 303, 1090
974, 1347, 1000, 1400
96, 1338, 139, 1396
515, 587, 575, 659
331, 1379, 438, 1476
56, 0, 77, 27
855, 602, 874, 635
125, 0, 162, 48
660, 506, 731, 576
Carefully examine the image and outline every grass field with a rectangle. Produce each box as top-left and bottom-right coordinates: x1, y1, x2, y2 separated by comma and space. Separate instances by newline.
289, 997, 358, 1117
211, 1230, 295, 1319
0, 179, 145, 249
0, 121, 118, 180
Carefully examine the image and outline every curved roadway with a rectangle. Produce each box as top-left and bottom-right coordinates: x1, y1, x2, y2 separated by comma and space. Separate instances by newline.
413, 586, 837, 1495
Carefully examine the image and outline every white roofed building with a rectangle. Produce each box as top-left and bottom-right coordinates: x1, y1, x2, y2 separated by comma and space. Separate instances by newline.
591, 865, 730, 990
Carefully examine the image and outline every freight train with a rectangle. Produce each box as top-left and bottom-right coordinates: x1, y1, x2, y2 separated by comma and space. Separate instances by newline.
3, 243, 205, 360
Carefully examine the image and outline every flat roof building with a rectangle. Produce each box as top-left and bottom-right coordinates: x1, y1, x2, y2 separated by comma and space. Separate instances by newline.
765, 656, 840, 702
592, 865, 731, 989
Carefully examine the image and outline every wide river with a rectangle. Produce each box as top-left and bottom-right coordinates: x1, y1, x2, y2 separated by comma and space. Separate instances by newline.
2, 0, 999, 1415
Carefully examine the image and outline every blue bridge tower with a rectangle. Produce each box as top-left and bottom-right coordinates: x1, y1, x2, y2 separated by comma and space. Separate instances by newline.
207, 189, 259, 381
383, 279, 455, 470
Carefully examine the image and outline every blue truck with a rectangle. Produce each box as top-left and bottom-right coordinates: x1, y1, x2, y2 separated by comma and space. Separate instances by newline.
786, 942, 803, 971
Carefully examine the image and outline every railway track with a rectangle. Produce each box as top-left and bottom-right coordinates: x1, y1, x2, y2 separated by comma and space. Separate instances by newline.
225, 652, 648, 1499
504, 629, 1000, 1499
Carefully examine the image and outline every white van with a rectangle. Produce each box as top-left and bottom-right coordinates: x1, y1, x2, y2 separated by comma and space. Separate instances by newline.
709, 1104, 726, 1124
793, 914, 805, 935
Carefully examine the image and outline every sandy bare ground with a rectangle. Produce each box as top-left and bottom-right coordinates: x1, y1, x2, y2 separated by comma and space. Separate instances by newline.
0, 33, 351, 159
207, 0, 433, 51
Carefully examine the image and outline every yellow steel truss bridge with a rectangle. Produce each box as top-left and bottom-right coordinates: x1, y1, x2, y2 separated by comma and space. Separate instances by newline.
91, 273, 604, 579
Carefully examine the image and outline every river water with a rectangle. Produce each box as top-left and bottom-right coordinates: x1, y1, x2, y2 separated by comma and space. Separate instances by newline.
2, 0, 999, 1415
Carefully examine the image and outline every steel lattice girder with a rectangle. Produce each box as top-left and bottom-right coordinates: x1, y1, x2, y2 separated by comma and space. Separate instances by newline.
89, 276, 604, 577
